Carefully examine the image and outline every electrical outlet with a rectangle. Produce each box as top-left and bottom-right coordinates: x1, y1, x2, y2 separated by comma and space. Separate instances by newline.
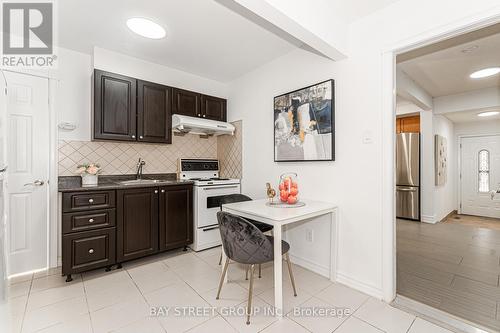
306, 228, 314, 242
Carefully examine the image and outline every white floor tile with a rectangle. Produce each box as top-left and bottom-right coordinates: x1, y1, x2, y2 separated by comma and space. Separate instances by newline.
222, 297, 278, 333
335, 316, 383, 333
287, 297, 348, 333
130, 268, 182, 294
261, 317, 311, 332
193, 246, 221, 259
82, 270, 131, 292
163, 252, 207, 270
126, 261, 168, 278
85, 277, 144, 312
35, 313, 92, 333
408, 318, 454, 333
90, 298, 150, 333
354, 298, 415, 333
0, 313, 23, 333
186, 316, 237, 333
110, 316, 165, 333
22, 297, 88, 333
33, 267, 62, 279
7, 280, 31, 299
0, 295, 28, 317
201, 282, 249, 310
31, 274, 81, 293
26, 283, 85, 311
183, 269, 223, 294
315, 283, 369, 311
259, 285, 313, 315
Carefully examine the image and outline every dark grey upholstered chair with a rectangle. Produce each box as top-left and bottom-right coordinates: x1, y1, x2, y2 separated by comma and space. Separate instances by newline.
216, 211, 297, 325
217, 194, 273, 278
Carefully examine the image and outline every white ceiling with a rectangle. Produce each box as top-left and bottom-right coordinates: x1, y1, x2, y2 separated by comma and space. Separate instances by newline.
331, 0, 402, 23
58, 0, 297, 82
398, 33, 500, 97
443, 108, 500, 123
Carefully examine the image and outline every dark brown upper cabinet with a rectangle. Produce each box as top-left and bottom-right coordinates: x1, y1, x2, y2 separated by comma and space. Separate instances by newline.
159, 185, 193, 251
137, 80, 172, 144
93, 69, 227, 143
172, 88, 202, 118
93, 70, 137, 141
201, 95, 227, 121
116, 188, 158, 262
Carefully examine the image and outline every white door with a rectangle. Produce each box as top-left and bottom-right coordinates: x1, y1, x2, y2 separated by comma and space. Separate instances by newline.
460, 135, 500, 218
5, 71, 49, 275
0, 73, 8, 298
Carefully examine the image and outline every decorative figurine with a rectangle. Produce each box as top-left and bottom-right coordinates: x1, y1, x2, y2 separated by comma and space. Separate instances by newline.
266, 182, 276, 203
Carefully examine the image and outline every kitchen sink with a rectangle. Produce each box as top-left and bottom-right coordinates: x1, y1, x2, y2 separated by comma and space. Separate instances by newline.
119, 179, 166, 185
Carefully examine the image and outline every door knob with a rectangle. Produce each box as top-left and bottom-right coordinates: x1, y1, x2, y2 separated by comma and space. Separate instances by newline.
161, 189, 165, 193
154, 190, 158, 194
88, 198, 94, 203
202, 114, 206, 118
24, 179, 45, 186
0, 165, 7, 173
139, 136, 143, 139
88, 248, 94, 254
131, 135, 136, 139
88, 218, 94, 223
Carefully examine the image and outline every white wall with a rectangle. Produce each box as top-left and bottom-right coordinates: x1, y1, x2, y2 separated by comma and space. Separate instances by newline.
229, 0, 500, 299
455, 120, 500, 137
55, 47, 230, 142
420, 111, 435, 223
93, 47, 228, 98
433, 115, 456, 221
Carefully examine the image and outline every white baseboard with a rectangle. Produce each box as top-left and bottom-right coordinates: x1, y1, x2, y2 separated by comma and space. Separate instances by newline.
336, 271, 383, 299
288, 253, 330, 278
421, 214, 437, 224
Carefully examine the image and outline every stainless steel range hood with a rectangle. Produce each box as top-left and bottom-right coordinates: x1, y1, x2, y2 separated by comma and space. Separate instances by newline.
172, 115, 234, 136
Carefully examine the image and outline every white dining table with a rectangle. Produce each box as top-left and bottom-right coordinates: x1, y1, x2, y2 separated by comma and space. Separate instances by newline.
221, 199, 338, 317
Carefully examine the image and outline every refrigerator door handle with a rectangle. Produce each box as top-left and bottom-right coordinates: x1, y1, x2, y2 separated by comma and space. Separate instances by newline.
397, 187, 418, 192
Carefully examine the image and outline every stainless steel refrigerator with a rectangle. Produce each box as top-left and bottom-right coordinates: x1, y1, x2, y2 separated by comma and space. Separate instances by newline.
396, 133, 420, 220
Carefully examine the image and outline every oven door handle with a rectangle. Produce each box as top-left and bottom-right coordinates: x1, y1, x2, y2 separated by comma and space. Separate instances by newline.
202, 185, 239, 190
202, 226, 219, 232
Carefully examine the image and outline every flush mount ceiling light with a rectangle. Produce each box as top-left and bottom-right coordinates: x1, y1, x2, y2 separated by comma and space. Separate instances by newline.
126, 18, 166, 39
477, 111, 500, 117
470, 67, 500, 79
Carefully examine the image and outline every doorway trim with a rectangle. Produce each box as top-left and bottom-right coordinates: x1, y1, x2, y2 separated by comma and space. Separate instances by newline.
457, 133, 500, 216
381, 12, 500, 303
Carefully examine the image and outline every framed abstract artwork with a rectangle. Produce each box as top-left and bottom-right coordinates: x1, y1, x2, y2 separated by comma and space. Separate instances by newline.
274, 80, 335, 162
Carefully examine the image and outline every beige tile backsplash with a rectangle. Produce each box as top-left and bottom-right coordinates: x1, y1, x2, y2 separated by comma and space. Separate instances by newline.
218, 120, 242, 179
58, 135, 217, 176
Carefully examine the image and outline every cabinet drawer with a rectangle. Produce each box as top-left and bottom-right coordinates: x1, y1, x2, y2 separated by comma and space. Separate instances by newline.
62, 228, 116, 275
63, 191, 115, 212
62, 209, 116, 234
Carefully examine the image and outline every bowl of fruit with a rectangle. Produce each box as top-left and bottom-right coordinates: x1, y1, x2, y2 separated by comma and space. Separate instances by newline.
278, 172, 300, 205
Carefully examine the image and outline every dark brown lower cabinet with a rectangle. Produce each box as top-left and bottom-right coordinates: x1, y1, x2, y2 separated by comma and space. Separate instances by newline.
159, 185, 193, 251
117, 188, 159, 262
62, 184, 193, 280
62, 228, 116, 275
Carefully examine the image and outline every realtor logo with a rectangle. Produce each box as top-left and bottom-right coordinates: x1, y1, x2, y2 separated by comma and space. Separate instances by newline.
2, 1, 56, 67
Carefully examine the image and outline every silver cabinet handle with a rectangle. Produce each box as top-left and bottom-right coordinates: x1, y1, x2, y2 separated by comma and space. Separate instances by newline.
88, 248, 94, 254
88, 198, 94, 203
88, 218, 94, 223
202, 114, 206, 118
0, 165, 7, 173
161, 189, 165, 193
197, 114, 201, 117
24, 179, 45, 186
139, 136, 143, 139
154, 190, 158, 194
131, 135, 136, 139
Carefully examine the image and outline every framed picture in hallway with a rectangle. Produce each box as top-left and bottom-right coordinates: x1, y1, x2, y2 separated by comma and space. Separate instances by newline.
274, 79, 335, 162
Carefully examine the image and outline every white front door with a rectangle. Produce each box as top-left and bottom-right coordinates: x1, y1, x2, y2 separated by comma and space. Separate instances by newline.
460, 135, 500, 218
5, 71, 49, 275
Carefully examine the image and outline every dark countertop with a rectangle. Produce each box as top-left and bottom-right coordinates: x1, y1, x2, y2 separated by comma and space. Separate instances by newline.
58, 173, 194, 192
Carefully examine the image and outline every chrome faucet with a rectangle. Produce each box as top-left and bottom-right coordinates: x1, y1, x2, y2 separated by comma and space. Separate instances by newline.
136, 158, 146, 180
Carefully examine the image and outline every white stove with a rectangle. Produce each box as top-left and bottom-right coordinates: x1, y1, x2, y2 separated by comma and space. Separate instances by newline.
178, 159, 241, 251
